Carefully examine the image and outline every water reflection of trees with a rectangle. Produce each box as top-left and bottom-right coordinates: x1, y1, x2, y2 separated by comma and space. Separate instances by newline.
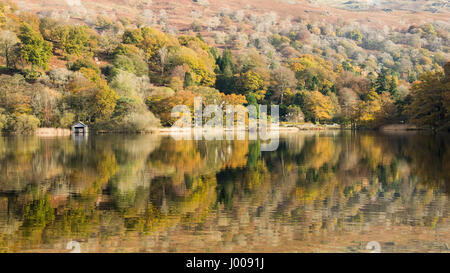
0, 132, 448, 252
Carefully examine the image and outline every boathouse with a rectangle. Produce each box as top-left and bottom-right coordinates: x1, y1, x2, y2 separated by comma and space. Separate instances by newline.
71, 122, 88, 134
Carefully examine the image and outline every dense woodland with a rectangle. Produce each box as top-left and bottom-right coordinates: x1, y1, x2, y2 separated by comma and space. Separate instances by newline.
0, 0, 449, 133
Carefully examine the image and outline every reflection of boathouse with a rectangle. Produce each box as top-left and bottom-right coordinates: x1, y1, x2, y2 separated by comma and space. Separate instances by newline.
71, 122, 88, 134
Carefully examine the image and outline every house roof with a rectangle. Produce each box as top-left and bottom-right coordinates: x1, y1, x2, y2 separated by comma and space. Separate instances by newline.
72, 122, 88, 128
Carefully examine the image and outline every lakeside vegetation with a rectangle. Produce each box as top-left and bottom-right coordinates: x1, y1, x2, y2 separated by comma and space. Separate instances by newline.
0, 1, 449, 134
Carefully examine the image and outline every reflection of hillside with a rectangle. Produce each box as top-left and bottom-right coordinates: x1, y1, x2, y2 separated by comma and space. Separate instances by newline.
0, 133, 448, 252
147, 138, 250, 188
0, 137, 71, 192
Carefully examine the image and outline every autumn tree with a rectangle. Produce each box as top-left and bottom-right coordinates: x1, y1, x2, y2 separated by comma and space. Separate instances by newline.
357, 91, 381, 127
303, 91, 335, 123
221, 93, 247, 106
146, 90, 196, 126
0, 74, 32, 115
235, 71, 265, 95
110, 45, 149, 78
169, 46, 216, 87
270, 66, 297, 104
65, 68, 118, 123
0, 30, 19, 68
189, 86, 223, 105
0, 74, 48, 133
121, 27, 179, 83
338, 87, 360, 127
18, 23, 53, 70
50, 25, 93, 56
407, 62, 450, 130
289, 55, 335, 93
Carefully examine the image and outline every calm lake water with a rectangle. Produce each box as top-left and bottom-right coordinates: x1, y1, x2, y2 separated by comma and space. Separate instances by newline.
0, 132, 449, 253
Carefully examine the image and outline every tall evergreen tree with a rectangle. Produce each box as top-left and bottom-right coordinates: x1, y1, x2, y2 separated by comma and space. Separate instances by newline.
390, 76, 399, 99
215, 49, 235, 93
184, 72, 195, 88
374, 69, 389, 94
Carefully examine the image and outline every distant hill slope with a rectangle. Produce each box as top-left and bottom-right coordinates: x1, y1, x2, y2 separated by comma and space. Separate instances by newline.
13, 0, 450, 31
317, 0, 449, 13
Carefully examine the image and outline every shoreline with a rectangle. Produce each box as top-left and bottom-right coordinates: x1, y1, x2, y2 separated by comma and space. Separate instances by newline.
0, 123, 433, 137
34, 128, 72, 137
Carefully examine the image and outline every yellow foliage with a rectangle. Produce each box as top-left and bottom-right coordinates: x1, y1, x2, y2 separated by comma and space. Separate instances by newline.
304, 91, 335, 122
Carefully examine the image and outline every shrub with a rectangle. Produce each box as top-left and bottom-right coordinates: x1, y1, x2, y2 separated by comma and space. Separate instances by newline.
68, 58, 101, 74
48, 68, 74, 87
23, 69, 42, 82
59, 112, 76, 128
96, 98, 160, 132
149, 86, 175, 98
112, 54, 148, 77
285, 105, 305, 123
112, 97, 140, 119
121, 110, 160, 132
8, 114, 40, 134
0, 113, 6, 132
